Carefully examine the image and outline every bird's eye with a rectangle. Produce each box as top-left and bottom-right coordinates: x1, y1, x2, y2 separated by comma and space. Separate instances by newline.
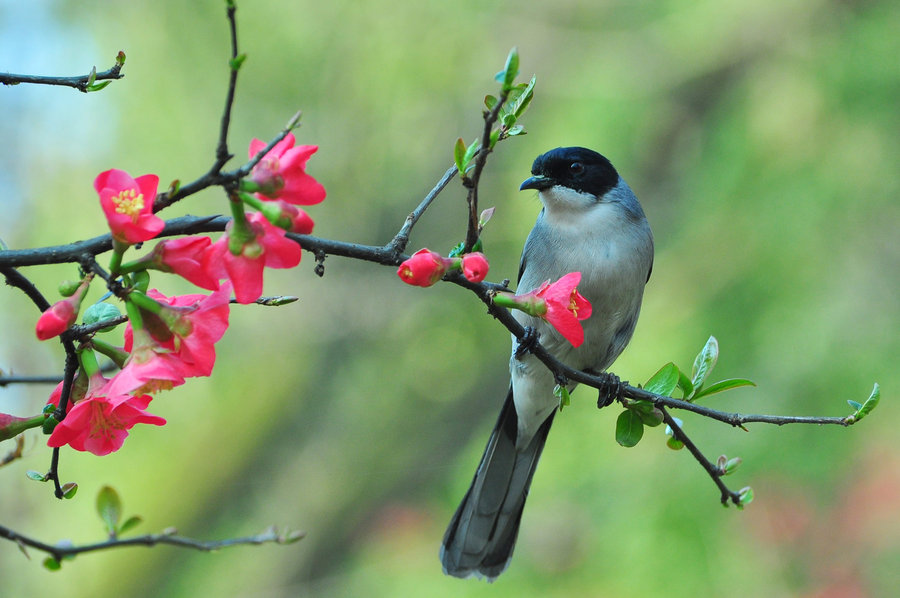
569, 162, 585, 175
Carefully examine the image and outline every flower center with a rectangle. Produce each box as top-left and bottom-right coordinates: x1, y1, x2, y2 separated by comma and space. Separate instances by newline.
568, 290, 579, 315
112, 188, 145, 223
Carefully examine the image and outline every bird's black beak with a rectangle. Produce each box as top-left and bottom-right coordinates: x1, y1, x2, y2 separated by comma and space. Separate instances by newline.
519, 175, 555, 191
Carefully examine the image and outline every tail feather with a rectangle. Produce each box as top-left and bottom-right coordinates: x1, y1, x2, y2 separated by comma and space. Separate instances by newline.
440, 387, 555, 580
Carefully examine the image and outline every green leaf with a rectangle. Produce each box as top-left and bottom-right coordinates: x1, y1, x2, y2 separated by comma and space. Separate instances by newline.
61, 482, 78, 499
43, 557, 61, 571
512, 75, 536, 119
692, 378, 756, 400
454, 137, 466, 174
666, 436, 685, 450
96, 486, 122, 537
506, 125, 526, 136
86, 80, 111, 92
484, 94, 498, 111
283, 529, 306, 544
115, 50, 126, 66
489, 128, 501, 149
615, 409, 644, 447
625, 399, 663, 427
691, 336, 719, 391
847, 400, 863, 410
118, 515, 143, 535
723, 457, 742, 475
644, 362, 680, 397
495, 47, 519, 90
26, 470, 48, 482
737, 486, 754, 509
554, 385, 571, 411
677, 369, 694, 399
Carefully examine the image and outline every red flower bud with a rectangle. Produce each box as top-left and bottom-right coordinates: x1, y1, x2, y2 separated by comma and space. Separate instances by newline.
397, 248, 450, 287
461, 252, 489, 283
35, 301, 77, 340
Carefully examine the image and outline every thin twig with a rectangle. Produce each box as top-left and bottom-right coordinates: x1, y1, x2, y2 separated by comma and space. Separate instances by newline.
212, 1, 241, 172
463, 90, 509, 252
659, 406, 741, 505
387, 164, 458, 255
0, 523, 303, 562
0, 63, 124, 92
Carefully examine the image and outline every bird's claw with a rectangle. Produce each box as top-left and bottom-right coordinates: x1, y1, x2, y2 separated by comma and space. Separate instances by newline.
514, 326, 539, 359
596, 372, 625, 408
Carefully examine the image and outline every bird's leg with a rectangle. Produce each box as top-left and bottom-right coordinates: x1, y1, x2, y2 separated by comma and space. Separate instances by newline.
514, 326, 539, 360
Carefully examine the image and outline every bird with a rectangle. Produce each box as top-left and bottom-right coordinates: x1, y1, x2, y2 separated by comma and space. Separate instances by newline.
440, 146, 654, 580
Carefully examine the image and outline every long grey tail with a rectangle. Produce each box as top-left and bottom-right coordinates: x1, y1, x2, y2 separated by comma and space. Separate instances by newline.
440, 386, 555, 581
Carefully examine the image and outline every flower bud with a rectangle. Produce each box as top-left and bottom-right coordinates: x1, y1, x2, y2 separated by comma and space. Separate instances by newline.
397, 248, 451, 287
461, 252, 489, 283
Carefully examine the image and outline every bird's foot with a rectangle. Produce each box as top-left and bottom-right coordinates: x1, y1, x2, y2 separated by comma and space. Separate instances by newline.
595, 372, 625, 408
514, 326, 539, 359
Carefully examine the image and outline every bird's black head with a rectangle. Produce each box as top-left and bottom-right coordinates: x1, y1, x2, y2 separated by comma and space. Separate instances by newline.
519, 147, 619, 198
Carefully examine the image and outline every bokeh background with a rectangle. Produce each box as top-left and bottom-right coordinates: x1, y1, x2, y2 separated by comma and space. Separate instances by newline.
1, 0, 898, 596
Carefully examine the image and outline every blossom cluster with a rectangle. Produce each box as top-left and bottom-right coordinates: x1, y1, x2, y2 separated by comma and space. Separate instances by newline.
397, 248, 592, 348
397, 248, 490, 287
29, 133, 325, 455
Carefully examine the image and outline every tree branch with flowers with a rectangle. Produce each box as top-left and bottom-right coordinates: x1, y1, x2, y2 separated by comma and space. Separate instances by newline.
0, 0, 881, 571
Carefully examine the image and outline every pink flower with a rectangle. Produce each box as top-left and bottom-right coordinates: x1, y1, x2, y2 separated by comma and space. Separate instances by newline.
494, 272, 593, 347
149, 236, 220, 290
105, 324, 191, 399
47, 375, 165, 456
248, 133, 326, 206
140, 285, 231, 377
531, 272, 592, 347
461, 252, 489, 283
205, 212, 302, 304
397, 248, 451, 287
35, 300, 77, 340
95, 169, 164, 244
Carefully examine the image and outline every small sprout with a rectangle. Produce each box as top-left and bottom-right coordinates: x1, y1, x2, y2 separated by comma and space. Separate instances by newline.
229, 53, 247, 71
85, 80, 111, 92
281, 529, 306, 544
26, 470, 49, 482
737, 486, 754, 508
96, 486, 122, 538
845, 383, 881, 424
115, 50, 126, 66
119, 515, 143, 535
43, 556, 62, 571
554, 385, 571, 411
61, 482, 78, 499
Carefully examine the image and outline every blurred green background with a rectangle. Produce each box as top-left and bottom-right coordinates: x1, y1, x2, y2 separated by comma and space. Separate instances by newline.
1, 0, 898, 596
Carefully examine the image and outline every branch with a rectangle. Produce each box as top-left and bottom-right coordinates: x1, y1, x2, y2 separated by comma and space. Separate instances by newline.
0, 523, 303, 565
212, 0, 241, 172
659, 406, 741, 505
462, 88, 508, 252
0, 60, 124, 92
386, 164, 458, 255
